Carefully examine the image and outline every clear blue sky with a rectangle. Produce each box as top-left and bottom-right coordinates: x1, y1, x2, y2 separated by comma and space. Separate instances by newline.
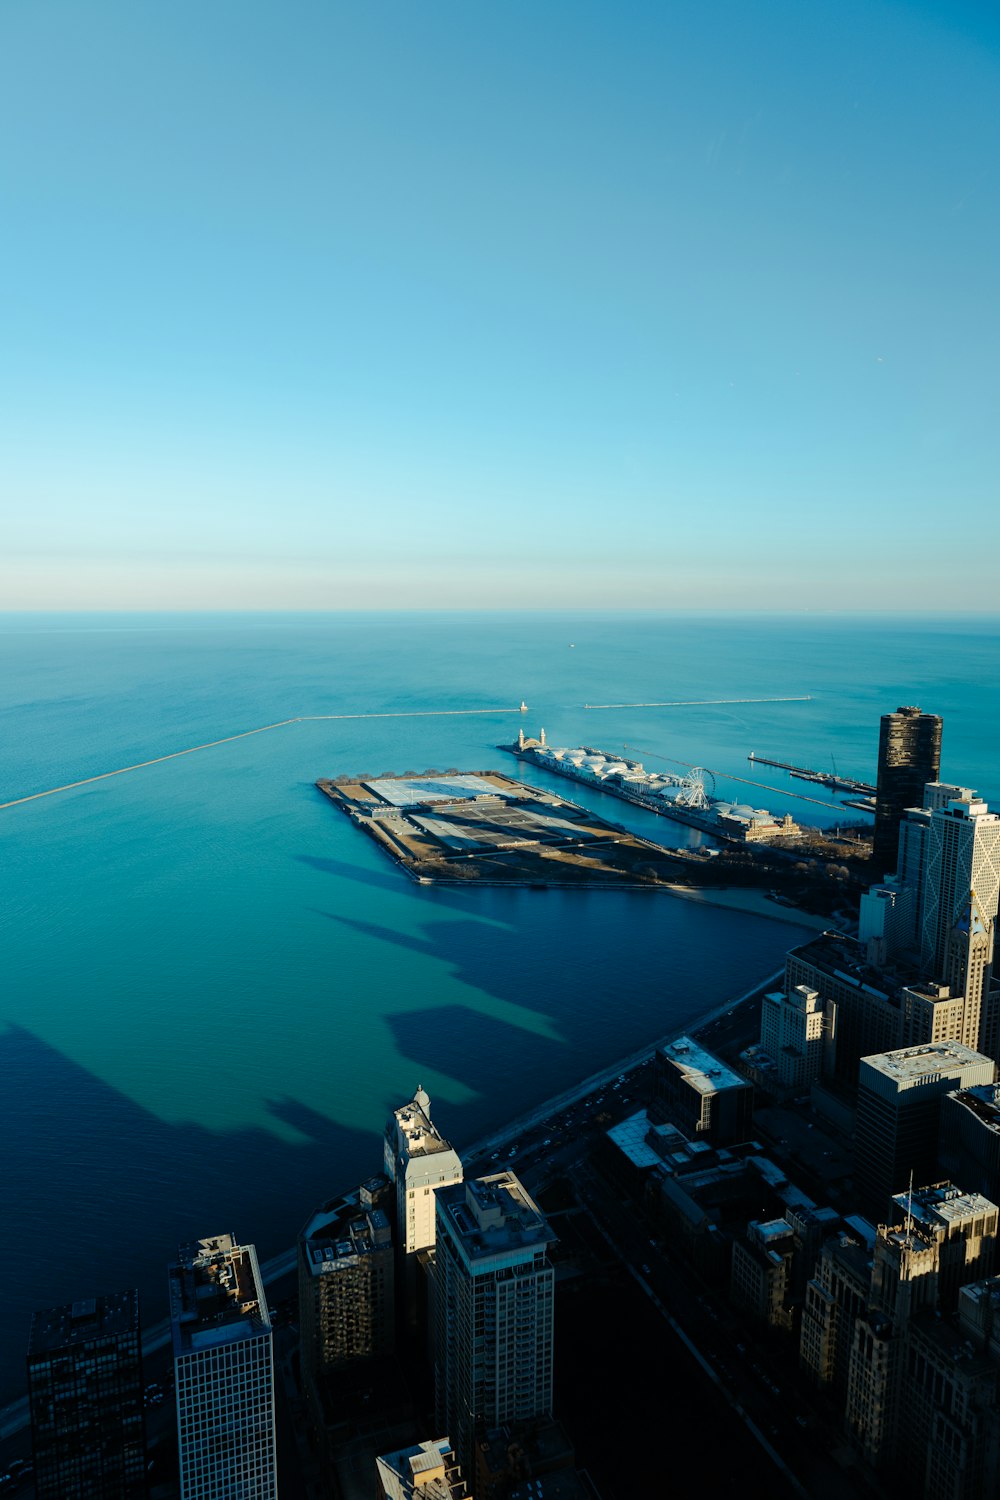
1, 0, 997, 610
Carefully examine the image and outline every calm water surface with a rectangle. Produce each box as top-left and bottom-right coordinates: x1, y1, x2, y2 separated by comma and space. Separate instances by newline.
1, 612, 998, 1401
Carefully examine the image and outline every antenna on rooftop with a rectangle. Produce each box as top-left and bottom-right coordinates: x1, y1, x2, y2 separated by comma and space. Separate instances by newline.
905, 1169, 915, 1239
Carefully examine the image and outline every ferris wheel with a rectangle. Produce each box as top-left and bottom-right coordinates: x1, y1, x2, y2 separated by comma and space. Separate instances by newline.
673, 767, 716, 809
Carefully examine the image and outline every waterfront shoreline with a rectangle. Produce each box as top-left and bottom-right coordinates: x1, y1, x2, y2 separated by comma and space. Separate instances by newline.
661, 883, 832, 930
0, 962, 784, 1440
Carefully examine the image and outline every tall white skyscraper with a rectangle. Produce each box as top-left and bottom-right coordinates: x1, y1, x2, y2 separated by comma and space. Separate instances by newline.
433, 1173, 555, 1474
919, 793, 1000, 982
860, 785, 1000, 1059
169, 1234, 277, 1500
384, 1087, 463, 1257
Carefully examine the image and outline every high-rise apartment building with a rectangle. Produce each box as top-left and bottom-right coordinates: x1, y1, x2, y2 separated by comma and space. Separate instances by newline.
385, 1087, 463, 1258
27, 1290, 146, 1499
434, 1172, 556, 1475
169, 1234, 277, 1500
854, 1043, 995, 1222
298, 1176, 394, 1393
873, 705, 942, 875
862, 785, 979, 963
881, 786, 1000, 1060
757, 985, 826, 1092
852, 781, 1000, 1065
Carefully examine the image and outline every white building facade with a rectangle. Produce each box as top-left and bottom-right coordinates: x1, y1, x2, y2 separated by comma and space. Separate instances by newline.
433, 1173, 555, 1474
170, 1234, 277, 1500
759, 984, 826, 1091
384, 1087, 464, 1257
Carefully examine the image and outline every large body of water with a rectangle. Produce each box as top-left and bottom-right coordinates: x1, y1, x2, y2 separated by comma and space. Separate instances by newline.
1, 611, 999, 1403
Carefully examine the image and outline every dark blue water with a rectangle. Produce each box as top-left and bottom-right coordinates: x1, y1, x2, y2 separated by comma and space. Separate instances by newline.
1, 611, 997, 1402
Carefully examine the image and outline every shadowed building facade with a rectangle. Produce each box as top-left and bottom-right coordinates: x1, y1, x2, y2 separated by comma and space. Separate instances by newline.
298, 1175, 395, 1450
434, 1172, 555, 1476
27, 1289, 146, 1499
939, 1084, 1000, 1205
805, 1214, 1000, 1495
873, 705, 942, 876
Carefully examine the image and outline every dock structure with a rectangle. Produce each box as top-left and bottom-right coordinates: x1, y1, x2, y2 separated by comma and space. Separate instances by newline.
506, 739, 802, 846
747, 753, 876, 796
317, 768, 696, 886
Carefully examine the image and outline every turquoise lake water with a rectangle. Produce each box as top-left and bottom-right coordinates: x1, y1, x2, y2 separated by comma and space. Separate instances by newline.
1, 611, 998, 1401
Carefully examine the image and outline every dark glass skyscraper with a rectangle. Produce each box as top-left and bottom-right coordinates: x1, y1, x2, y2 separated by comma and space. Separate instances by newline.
873, 705, 942, 874
27, 1289, 146, 1499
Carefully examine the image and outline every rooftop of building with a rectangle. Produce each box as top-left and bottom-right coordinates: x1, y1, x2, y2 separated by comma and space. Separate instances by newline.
822, 1229, 875, 1281
614, 1108, 771, 1176
764, 984, 822, 1014
752, 1217, 797, 1247
714, 802, 781, 824
301, 1206, 392, 1277
388, 1087, 457, 1160
28, 1288, 139, 1357
860, 1041, 995, 1086
946, 1082, 1000, 1131
375, 1437, 466, 1500
606, 1109, 688, 1169
476, 1416, 576, 1481
959, 1275, 1000, 1317
901, 980, 959, 1003
169, 1233, 269, 1355
843, 1215, 878, 1251
300, 1176, 393, 1270
510, 1472, 593, 1500
891, 1181, 998, 1231
909, 1303, 1000, 1376
786, 930, 910, 1000
923, 789, 994, 821
877, 1221, 937, 1257
439, 1172, 556, 1259
659, 1036, 748, 1097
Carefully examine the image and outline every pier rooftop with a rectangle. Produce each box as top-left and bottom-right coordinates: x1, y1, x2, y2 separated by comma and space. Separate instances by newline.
317, 769, 691, 886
